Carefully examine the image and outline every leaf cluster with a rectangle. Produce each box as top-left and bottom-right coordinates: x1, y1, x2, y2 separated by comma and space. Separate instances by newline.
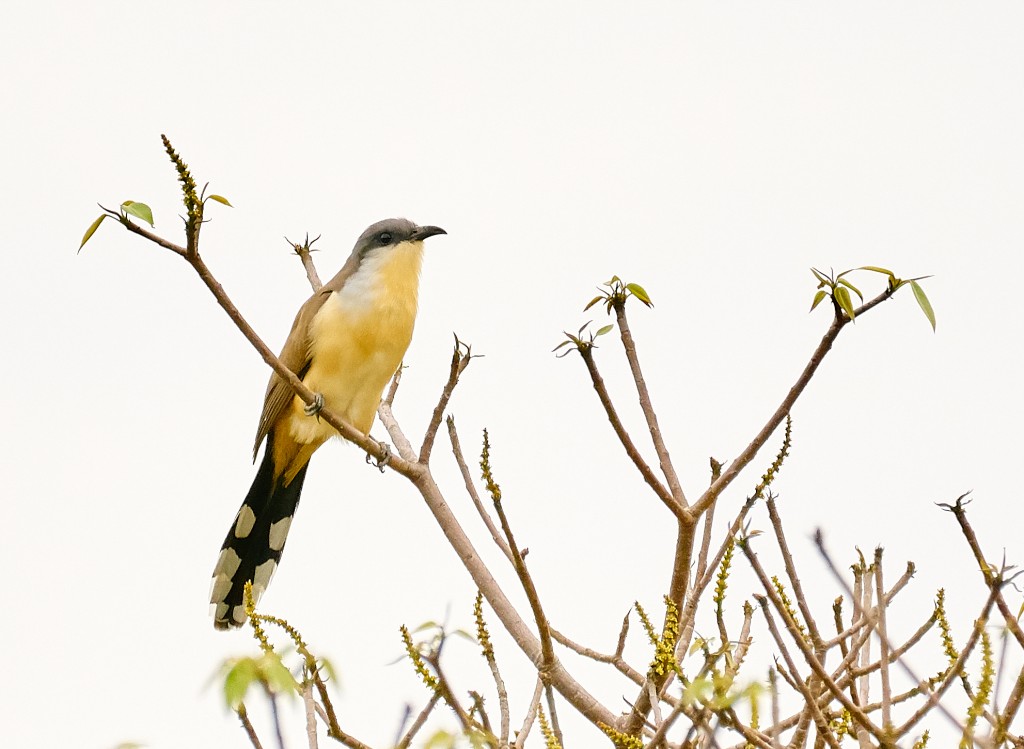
809, 266, 936, 330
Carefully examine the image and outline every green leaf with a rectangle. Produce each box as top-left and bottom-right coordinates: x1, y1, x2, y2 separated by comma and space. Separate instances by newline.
424, 730, 458, 749
810, 267, 830, 286
224, 658, 258, 709
834, 285, 856, 321
837, 277, 864, 302
682, 676, 713, 707
78, 214, 108, 251
625, 282, 654, 307
583, 295, 604, 312
860, 265, 895, 277
121, 201, 154, 227
809, 289, 828, 312
595, 324, 614, 337
207, 194, 233, 207
451, 628, 477, 642
258, 652, 299, 697
910, 279, 936, 331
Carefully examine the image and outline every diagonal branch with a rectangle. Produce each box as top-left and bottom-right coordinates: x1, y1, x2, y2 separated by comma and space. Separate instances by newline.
692, 289, 895, 517
447, 417, 514, 563
613, 300, 686, 505
578, 345, 684, 519
419, 337, 472, 464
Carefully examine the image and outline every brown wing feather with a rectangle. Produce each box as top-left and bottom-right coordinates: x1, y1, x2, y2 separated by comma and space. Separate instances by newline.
252, 252, 363, 459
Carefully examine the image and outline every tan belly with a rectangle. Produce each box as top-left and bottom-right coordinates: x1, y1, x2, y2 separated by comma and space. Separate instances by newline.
288, 290, 416, 446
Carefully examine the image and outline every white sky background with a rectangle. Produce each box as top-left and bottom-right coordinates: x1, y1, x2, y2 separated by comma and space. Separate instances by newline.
3, 3, 1023, 747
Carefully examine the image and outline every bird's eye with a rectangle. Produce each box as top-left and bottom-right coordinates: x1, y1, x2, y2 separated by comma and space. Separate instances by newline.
378, 232, 392, 245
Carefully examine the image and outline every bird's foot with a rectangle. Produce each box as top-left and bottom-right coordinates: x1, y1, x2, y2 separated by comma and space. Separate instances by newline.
366, 442, 392, 473
303, 392, 325, 418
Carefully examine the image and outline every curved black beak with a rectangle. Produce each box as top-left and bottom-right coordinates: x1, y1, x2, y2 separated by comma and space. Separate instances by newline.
411, 225, 447, 241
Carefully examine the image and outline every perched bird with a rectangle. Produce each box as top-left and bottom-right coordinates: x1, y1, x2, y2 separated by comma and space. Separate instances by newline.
210, 218, 446, 629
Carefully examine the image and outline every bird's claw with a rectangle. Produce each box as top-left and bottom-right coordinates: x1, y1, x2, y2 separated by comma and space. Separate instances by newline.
304, 393, 325, 418
366, 442, 392, 473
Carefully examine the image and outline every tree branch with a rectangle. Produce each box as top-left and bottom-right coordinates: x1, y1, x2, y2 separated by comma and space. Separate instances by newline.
578, 346, 683, 518
613, 300, 686, 505
692, 289, 895, 517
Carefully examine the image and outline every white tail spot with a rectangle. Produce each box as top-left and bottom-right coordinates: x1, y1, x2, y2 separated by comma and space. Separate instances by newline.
253, 559, 277, 592
234, 505, 257, 538
268, 517, 293, 552
209, 575, 232, 604
213, 548, 242, 579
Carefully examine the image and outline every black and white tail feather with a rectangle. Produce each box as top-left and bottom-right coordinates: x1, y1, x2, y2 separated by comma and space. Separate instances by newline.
209, 437, 308, 630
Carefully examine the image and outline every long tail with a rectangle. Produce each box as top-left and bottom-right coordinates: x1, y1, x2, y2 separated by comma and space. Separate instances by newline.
210, 439, 309, 630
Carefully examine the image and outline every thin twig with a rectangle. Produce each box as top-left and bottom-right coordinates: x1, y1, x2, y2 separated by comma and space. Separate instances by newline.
894, 590, 998, 738
998, 665, 1024, 745
514, 678, 546, 749
743, 543, 881, 743
873, 549, 893, 733
678, 498, 758, 660
419, 336, 472, 463
814, 529, 977, 740
396, 695, 441, 749
753, 597, 845, 749
269, 693, 286, 749
765, 496, 824, 650
578, 346, 682, 517
302, 681, 319, 749
237, 705, 265, 749
692, 290, 895, 518
613, 300, 687, 505
477, 592, 511, 747
549, 616, 645, 685
287, 234, 323, 291
117, 215, 188, 257
543, 685, 564, 748
693, 500, 718, 593
447, 418, 513, 563
491, 492, 559, 720
384, 366, 403, 407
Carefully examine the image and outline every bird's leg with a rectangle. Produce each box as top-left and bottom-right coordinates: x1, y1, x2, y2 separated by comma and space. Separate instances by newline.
365, 441, 392, 473
303, 392, 325, 418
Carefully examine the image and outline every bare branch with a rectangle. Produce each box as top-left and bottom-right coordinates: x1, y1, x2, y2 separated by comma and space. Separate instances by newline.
395, 695, 441, 749
578, 346, 683, 518
513, 678, 546, 749
753, 597, 846, 749
743, 542, 882, 743
286, 233, 323, 291
302, 681, 319, 749
873, 549, 893, 733
447, 417, 513, 563
814, 529, 977, 739
419, 336, 472, 464
117, 215, 189, 257
693, 289, 895, 518
612, 300, 687, 505
237, 705, 265, 749
765, 496, 825, 650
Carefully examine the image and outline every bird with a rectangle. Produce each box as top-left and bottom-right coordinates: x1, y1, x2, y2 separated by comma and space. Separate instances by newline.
210, 218, 446, 630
